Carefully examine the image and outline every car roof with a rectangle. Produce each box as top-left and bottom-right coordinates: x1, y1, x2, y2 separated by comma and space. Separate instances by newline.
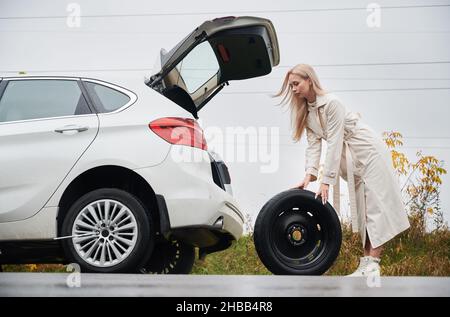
0, 74, 148, 90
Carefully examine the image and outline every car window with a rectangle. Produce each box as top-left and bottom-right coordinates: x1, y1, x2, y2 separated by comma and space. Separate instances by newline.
84, 82, 131, 113
0, 79, 90, 123
175, 41, 220, 94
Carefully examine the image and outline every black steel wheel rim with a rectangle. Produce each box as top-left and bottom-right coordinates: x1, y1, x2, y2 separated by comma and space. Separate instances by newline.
268, 198, 329, 269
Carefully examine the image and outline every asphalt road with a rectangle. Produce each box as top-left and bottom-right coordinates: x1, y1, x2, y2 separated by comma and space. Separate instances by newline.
1, 273, 449, 297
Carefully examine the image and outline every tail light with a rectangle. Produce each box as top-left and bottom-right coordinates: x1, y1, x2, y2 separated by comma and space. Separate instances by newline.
149, 117, 208, 150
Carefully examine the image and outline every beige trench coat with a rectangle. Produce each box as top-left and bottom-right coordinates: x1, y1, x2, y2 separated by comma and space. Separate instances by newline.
304, 93, 410, 248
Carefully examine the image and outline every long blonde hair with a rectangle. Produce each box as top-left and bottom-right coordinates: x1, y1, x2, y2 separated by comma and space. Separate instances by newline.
274, 64, 327, 142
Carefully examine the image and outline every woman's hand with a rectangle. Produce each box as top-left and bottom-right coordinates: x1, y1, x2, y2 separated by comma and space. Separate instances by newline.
315, 183, 329, 205
293, 174, 313, 189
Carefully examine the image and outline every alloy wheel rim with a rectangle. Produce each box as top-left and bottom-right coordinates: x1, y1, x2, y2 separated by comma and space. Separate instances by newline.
71, 199, 138, 268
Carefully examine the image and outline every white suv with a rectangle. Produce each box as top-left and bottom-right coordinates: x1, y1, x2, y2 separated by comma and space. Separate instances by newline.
0, 16, 280, 273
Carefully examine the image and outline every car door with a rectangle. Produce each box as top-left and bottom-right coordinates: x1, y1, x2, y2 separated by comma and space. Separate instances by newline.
0, 78, 99, 222
148, 16, 280, 118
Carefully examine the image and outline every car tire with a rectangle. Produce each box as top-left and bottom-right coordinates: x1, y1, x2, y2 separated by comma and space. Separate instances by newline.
140, 237, 195, 274
254, 188, 342, 275
61, 188, 154, 273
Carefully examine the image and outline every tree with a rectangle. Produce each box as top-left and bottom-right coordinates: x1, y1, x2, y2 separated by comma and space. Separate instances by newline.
382, 131, 447, 233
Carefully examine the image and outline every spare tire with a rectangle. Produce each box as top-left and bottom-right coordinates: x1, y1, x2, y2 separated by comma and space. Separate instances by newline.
254, 188, 342, 275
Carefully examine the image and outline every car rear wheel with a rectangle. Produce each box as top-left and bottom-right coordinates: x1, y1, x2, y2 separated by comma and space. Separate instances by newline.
140, 237, 195, 274
61, 188, 154, 273
254, 189, 342, 275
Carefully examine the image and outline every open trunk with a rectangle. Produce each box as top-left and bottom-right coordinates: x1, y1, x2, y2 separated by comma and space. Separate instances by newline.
148, 16, 280, 118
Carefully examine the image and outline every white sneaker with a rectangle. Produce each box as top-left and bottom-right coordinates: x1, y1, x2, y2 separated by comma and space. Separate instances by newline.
347, 256, 381, 277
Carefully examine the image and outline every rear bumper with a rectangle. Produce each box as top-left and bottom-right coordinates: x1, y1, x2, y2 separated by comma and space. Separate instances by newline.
134, 146, 244, 243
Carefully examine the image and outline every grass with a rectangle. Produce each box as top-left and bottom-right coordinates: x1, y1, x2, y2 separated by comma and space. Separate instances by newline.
191, 225, 450, 276
3, 225, 450, 276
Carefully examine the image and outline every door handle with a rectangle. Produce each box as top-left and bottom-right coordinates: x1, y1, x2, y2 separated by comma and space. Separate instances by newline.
54, 125, 89, 133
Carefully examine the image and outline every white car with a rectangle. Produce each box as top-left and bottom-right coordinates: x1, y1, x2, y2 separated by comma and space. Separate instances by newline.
0, 16, 280, 273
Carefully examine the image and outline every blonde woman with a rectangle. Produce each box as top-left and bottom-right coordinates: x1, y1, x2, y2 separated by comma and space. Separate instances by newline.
275, 64, 410, 276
